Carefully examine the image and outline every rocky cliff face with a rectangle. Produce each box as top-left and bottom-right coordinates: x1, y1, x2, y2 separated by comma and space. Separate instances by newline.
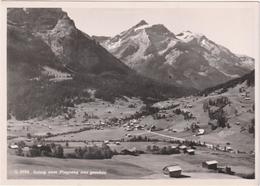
8, 8, 131, 75
99, 20, 254, 90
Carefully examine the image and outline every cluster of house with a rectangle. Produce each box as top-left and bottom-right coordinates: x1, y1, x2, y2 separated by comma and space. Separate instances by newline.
9, 142, 43, 156
122, 119, 146, 131
184, 104, 193, 109
43, 66, 72, 80
202, 160, 234, 175
176, 145, 195, 155
103, 140, 120, 145
170, 138, 238, 155
163, 160, 234, 178
239, 87, 251, 100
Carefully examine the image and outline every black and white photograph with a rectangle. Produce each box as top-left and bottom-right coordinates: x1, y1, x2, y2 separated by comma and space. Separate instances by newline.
1, 1, 259, 183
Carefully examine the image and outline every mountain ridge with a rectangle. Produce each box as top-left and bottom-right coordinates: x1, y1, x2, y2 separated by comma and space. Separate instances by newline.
7, 9, 195, 120
96, 20, 254, 90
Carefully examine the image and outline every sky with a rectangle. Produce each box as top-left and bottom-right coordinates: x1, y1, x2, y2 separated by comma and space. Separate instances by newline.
64, 8, 256, 58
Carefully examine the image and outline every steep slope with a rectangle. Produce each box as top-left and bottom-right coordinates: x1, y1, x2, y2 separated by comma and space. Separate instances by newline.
99, 21, 254, 90
176, 31, 254, 76
7, 8, 194, 120
150, 70, 255, 152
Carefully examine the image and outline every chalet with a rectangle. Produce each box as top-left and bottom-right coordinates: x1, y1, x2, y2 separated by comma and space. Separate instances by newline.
171, 145, 178, 149
9, 144, 19, 149
186, 149, 195, 155
202, 160, 218, 170
217, 166, 234, 175
225, 146, 233, 152
162, 165, 182, 178
206, 144, 214, 149
178, 145, 187, 151
104, 140, 110, 144
197, 129, 205, 136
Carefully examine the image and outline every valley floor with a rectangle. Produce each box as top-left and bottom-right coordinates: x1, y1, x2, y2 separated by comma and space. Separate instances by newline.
7, 150, 254, 179
7, 84, 255, 179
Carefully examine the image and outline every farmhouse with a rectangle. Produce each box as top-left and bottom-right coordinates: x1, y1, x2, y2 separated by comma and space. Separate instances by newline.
186, 149, 195, 155
217, 166, 234, 175
9, 144, 18, 149
162, 165, 182, 178
202, 160, 218, 170
178, 145, 187, 151
225, 146, 233, 152
171, 145, 178, 149
197, 129, 205, 136
104, 140, 110, 144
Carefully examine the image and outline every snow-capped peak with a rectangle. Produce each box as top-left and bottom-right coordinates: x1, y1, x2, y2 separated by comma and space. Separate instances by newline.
176, 31, 204, 42
134, 20, 148, 28
134, 24, 151, 32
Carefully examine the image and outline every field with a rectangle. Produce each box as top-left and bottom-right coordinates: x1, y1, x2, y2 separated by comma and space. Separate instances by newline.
7, 146, 254, 179
7, 83, 255, 179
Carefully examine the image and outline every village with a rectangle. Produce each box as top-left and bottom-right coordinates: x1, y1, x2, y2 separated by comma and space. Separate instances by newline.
7, 87, 255, 179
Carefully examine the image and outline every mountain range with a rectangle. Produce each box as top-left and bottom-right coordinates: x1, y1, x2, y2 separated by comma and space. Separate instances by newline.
96, 20, 254, 90
7, 8, 193, 120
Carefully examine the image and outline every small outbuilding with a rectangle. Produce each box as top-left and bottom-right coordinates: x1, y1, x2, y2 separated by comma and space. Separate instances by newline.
9, 144, 19, 149
163, 165, 182, 178
178, 145, 187, 151
186, 149, 195, 155
171, 145, 178, 149
202, 160, 218, 170
197, 129, 205, 136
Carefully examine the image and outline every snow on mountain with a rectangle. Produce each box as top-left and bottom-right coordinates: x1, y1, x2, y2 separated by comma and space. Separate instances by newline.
176, 30, 204, 43
236, 54, 255, 70
97, 20, 254, 90
8, 10, 194, 120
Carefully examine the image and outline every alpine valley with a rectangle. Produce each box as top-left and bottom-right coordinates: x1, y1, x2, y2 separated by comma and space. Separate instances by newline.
7, 8, 255, 180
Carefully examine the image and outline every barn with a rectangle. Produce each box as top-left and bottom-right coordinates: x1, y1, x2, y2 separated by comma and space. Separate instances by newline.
163, 165, 182, 178
202, 160, 218, 170
9, 144, 19, 149
178, 145, 187, 152
186, 149, 195, 155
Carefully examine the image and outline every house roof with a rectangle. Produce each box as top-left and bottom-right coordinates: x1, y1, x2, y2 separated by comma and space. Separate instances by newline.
10, 144, 18, 148
179, 145, 187, 149
204, 160, 218, 165
165, 165, 182, 172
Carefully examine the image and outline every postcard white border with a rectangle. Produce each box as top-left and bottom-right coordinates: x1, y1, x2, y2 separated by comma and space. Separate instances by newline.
0, 1, 259, 186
